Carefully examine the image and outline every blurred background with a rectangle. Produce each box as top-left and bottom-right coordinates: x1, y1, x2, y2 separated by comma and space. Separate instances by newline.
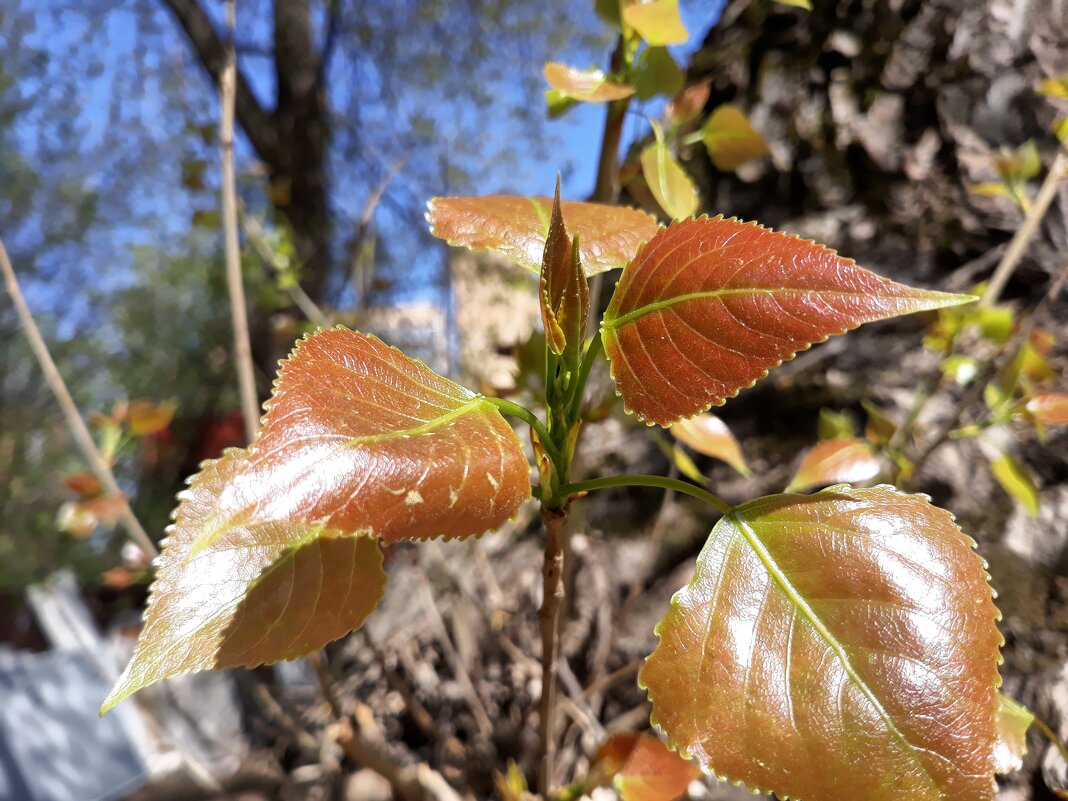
1, 1, 1067, 800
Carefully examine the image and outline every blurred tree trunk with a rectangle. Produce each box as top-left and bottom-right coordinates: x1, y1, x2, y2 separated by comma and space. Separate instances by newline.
161, 0, 334, 305
678, 0, 1068, 296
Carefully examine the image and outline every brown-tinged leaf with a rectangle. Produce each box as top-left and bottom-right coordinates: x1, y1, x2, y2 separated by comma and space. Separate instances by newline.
1026, 392, 1068, 426
540, 180, 589, 361
101, 451, 388, 712
670, 414, 750, 476
601, 217, 973, 425
128, 400, 177, 436
592, 732, 701, 801
64, 471, 103, 499
640, 141, 698, 220
623, 0, 689, 45
701, 105, 770, 171
543, 62, 635, 103
989, 453, 1040, 517
666, 82, 711, 126
427, 195, 660, 276
786, 438, 883, 492
994, 694, 1032, 774
641, 486, 1003, 801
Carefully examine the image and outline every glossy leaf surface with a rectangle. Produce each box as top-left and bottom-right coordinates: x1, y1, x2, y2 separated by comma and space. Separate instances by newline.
623, 0, 688, 45
641, 486, 1002, 801
1026, 392, 1068, 425
701, 105, 770, 171
602, 217, 972, 425
543, 62, 635, 103
786, 438, 883, 492
640, 141, 698, 221
670, 413, 750, 476
102, 454, 388, 711
593, 731, 701, 801
994, 694, 1032, 774
540, 182, 589, 361
427, 195, 660, 276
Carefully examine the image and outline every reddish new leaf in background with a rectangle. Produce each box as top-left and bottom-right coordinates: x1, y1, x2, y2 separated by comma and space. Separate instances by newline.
427, 194, 660, 276
543, 62, 635, 103
641, 486, 1002, 801
540, 181, 589, 362
103, 328, 530, 710
786, 437, 884, 491
1026, 392, 1068, 425
669, 413, 750, 476
591, 731, 700, 801
602, 218, 972, 425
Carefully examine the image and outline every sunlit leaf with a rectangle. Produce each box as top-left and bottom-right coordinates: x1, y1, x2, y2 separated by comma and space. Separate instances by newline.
1025, 392, 1068, 426
641, 486, 1002, 801
128, 400, 177, 436
103, 328, 531, 710
1038, 76, 1068, 99
1055, 116, 1068, 144
634, 47, 684, 101
942, 355, 981, 385
701, 105, 770, 171
1020, 329, 1056, 385
545, 89, 578, 118
670, 414, 750, 476
427, 194, 660, 276
640, 140, 698, 221
989, 452, 1040, 516
622, 0, 688, 45
786, 438, 883, 491
994, 694, 1033, 774
543, 62, 635, 103
666, 82, 711, 126
776, 0, 813, 8
601, 217, 973, 425
540, 180, 590, 362
970, 182, 1011, 199
655, 438, 709, 486
592, 731, 701, 801
817, 407, 856, 441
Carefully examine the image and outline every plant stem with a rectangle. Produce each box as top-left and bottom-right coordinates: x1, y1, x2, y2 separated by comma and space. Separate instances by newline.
559, 474, 732, 514
538, 504, 570, 797
1032, 712, 1068, 767
483, 396, 563, 469
0, 240, 159, 560
219, 0, 260, 444
567, 331, 604, 421
982, 145, 1067, 306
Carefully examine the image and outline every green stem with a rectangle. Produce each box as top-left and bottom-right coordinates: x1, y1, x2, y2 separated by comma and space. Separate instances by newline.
484, 396, 563, 469
558, 474, 731, 515
1032, 712, 1068, 766
567, 331, 604, 421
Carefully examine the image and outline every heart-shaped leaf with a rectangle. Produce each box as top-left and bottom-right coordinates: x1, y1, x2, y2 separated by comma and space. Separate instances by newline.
102, 453, 388, 712
427, 195, 660, 276
543, 62, 635, 103
701, 105, 770, 171
669, 413, 750, 477
540, 181, 589, 362
623, 0, 689, 45
1026, 392, 1068, 426
602, 217, 973, 425
641, 485, 1003, 801
591, 731, 701, 801
103, 328, 531, 709
640, 140, 698, 221
786, 438, 884, 491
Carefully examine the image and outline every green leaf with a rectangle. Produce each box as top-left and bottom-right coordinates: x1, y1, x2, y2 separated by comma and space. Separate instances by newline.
641, 486, 1003, 801
543, 62, 635, 103
622, 0, 689, 45
633, 47, 684, 101
861, 400, 897, 445
427, 194, 661, 276
595, 0, 623, 29
601, 217, 974, 425
701, 104, 770, 171
994, 694, 1033, 774
786, 437, 883, 491
1040, 76, 1068, 99
539, 179, 590, 363
989, 452, 1040, 516
640, 139, 698, 221
775, 0, 812, 8
545, 89, 578, 118
817, 407, 856, 440
670, 413, 751, 477
103, 328, 532, 709
942, 355, 981, 385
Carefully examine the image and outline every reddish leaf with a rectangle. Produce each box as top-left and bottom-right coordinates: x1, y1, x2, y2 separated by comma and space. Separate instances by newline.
543, 62, 635, 103
666, 82, 710, 126
64, 471, 103, 499
786, 438, 883, 491
101, 452, 388, 711
669, 414, 750, 476
1026, 392, 1068, 426
540, 180, 589, 362
427, 194, 660, 276
128, 400, 177, 436
602, 218, 973, 425
641, 486, 1002, 801
592, 731, 701, 801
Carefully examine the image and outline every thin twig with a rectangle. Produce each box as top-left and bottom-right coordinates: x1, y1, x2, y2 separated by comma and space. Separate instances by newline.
982, 146, 1068, 307
0, 240, 158, 560
538, 505, 570, 796
219, 0, 259, 443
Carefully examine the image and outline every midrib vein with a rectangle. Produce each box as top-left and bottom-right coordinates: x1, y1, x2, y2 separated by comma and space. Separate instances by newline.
728, 512, 941, 795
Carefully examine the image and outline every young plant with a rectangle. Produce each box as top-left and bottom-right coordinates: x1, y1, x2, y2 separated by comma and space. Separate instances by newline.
105, 180, 1037, 801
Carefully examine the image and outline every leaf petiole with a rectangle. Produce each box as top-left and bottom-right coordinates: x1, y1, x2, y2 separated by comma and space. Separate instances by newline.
567, 331, 604, 422
483, 396, 564, 469
556, 473, 731, 514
